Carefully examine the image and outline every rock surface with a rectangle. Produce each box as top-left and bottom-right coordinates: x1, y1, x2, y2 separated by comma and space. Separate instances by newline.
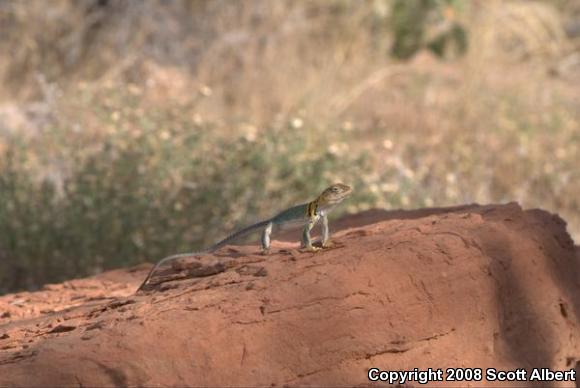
0, 203, 579, 387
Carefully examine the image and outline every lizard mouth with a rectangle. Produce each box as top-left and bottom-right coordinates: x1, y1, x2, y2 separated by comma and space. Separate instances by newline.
329, 194, 350, 203
326, 188, 353, 204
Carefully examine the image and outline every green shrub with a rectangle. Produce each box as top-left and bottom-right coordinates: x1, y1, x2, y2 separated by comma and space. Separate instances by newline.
390, 0, 467, 59
0, 87, 378, 293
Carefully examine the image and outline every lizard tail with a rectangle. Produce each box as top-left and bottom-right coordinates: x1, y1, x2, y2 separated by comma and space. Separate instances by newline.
136, 219, 270, 292
136, 250, 207, 292
209, 219, 271, 251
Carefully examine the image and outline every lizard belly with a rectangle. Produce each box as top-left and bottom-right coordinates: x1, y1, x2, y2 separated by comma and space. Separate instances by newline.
276, 217, 310, 230
271, 203, 320, 230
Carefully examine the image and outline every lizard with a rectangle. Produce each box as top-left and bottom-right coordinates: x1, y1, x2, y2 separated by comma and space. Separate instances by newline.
136, 183, 352, 291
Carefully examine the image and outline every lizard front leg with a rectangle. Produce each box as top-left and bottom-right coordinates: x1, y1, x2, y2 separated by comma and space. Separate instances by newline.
321, 214, 334, 248
261, 222, 273, 254
301, 218, 320, 251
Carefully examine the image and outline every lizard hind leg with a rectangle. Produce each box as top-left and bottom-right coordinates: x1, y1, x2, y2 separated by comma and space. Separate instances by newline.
261, 222, 273, 254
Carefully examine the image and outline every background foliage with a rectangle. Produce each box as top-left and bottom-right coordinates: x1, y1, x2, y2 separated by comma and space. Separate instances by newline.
1, 0, 579, 293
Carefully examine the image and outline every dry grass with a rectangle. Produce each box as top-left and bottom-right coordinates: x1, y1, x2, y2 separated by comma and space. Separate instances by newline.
0, 0, 579, 293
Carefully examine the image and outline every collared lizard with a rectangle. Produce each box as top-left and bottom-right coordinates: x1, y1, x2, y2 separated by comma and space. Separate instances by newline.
137, 183, 352, 291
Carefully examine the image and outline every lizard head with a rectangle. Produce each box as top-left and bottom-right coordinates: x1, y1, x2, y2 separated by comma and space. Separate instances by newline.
318, 183, 353, 206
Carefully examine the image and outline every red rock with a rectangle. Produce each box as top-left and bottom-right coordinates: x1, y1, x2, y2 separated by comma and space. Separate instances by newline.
0, 204, 578, 387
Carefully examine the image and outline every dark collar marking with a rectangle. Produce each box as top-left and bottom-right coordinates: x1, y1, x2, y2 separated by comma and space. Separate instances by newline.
307, 200, 319, 218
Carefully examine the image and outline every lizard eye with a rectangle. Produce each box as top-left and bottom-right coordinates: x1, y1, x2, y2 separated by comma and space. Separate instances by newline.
332, 187, 339, 193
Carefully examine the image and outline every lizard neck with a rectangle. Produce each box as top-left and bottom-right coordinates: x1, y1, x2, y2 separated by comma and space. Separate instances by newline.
317, 197, 342, 214
306, 199, 319, 217
307, 196, 338, 217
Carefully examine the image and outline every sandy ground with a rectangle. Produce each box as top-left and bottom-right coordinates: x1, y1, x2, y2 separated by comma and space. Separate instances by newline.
0, 203, 579, 387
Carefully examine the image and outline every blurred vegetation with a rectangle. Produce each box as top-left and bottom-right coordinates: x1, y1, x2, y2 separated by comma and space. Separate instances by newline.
0, 0, 579, 293
0, 85, 380, 292
390, 0, 467, 59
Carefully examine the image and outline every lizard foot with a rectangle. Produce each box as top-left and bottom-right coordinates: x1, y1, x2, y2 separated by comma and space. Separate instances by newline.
322, 240, 335, 248
302, 245, 321, 252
